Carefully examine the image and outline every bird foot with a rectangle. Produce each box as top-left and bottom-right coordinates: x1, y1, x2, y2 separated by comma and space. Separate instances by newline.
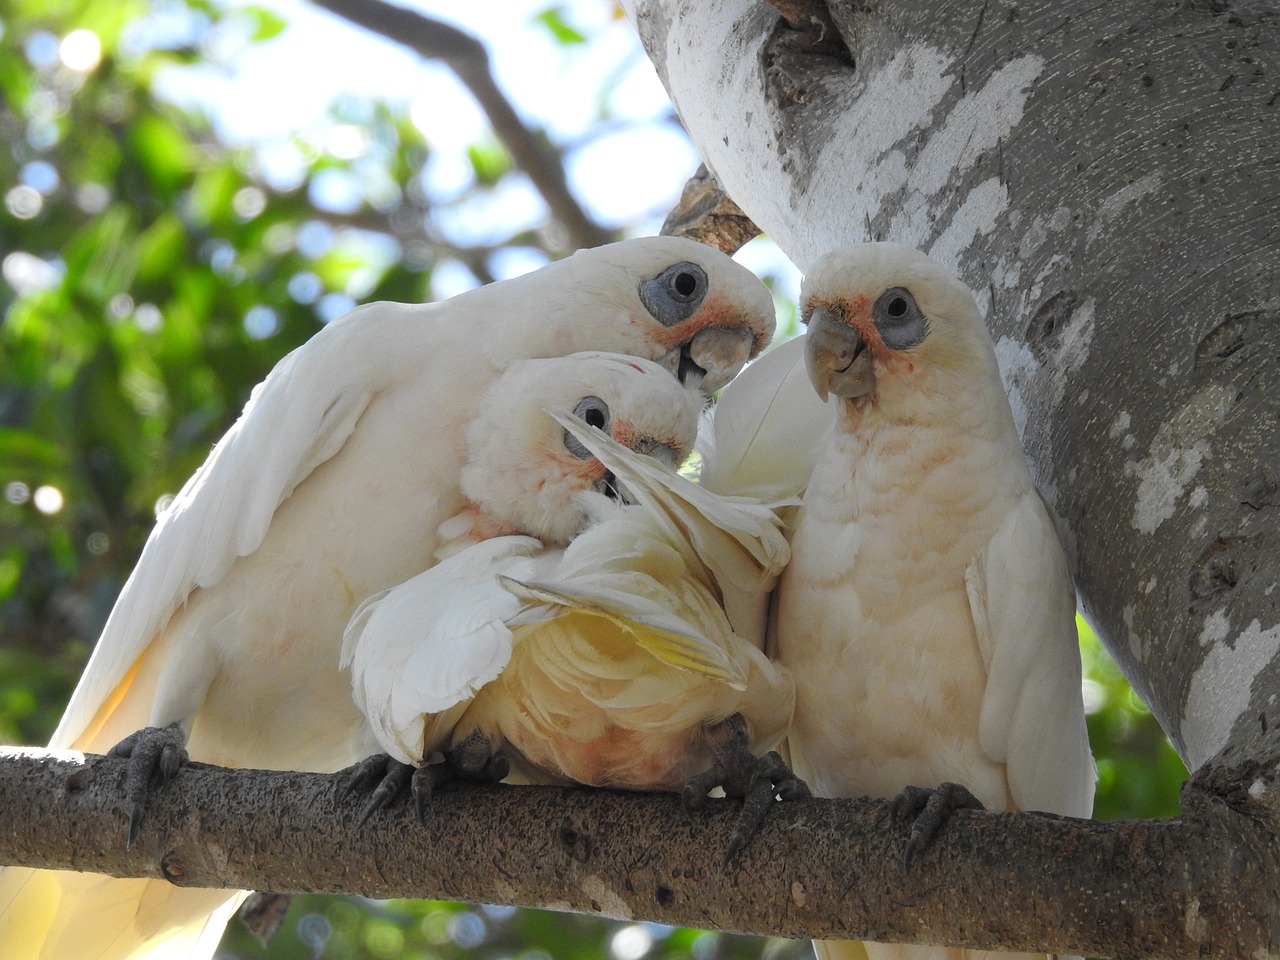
341, 753, 419, 826
682, 713, 811, 869
341, 733, 509, 826
106, 722, 189, 850
891, 781, 984, 869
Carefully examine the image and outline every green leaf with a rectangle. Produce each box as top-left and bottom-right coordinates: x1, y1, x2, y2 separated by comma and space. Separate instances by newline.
0, 429, 67, 471
134, 212, 189, 284
189, 164, 241, 226
239, 4, 289, 42
63, 204, 138, 303
533, 6, 587, 45
466, 140, 512, 186
127, 113, 197, 195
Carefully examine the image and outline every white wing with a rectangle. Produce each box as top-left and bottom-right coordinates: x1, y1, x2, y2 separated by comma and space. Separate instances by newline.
967, 489, 1096, 818
343, 535, 545, 765
698, 335, 832, 503
52, 303, 424, 748
554, 411, 789, 591
501, 510, 748, 688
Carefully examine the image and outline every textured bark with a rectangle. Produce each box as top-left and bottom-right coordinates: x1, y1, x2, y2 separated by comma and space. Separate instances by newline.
625, 0, 1280, 785
1, 749, 1277, 959
661, 164, 763, 253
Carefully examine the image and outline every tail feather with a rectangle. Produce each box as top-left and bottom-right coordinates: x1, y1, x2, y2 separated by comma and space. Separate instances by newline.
0, 866, 243, 960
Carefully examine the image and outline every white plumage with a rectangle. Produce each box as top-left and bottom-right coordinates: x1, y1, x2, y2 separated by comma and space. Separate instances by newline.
345, 353, 793, 798
344, 356, 794, 794
766, 243, 1093, 960
0, 238, 775, 960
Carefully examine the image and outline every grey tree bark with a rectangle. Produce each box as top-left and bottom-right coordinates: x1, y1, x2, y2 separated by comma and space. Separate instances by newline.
5, 5, 1278, 957
625, 0, 1280, 804
0, 749, 1273, 959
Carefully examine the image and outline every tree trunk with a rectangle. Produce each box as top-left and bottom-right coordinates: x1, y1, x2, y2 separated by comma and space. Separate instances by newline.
625, 0, 1280, 790
0, 748, 1275, 959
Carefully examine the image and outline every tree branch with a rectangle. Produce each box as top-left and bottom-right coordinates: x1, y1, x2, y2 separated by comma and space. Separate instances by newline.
2, 749, 1275, 959
660, 164, 762, 255
308, 0, 614, 252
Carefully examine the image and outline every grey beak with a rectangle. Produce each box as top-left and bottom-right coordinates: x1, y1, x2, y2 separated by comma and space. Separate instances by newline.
805, 305, 876, 402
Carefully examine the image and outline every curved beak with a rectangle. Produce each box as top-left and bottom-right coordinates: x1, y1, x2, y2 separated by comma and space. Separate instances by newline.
671, 326, 754, 393
805, 305, 876, 402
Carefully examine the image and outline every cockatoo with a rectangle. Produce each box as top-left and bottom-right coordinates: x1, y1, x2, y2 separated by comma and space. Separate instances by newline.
772, 243, 1094, 960
344, 352, 799, 854
0, 237, 775, 960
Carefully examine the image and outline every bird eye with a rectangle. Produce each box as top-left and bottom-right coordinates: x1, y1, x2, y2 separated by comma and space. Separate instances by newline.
671, 269, 700, 300
872, 286, 928, 350
563, 395, 610, 460
638, 261, 708, 327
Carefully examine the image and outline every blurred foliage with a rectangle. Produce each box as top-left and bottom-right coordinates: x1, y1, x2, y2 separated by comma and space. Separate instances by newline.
1079, 617, 1188, 821
218, 897, 811, 960
0, 1, 1186, 958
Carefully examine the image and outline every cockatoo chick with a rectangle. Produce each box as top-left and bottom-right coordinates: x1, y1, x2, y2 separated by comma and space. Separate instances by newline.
442, 352, 698, 551
343, 358, 801, 860
775, 243, 1093, 960
344, 351, 700, 807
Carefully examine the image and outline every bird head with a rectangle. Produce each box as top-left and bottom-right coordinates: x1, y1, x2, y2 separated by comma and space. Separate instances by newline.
551, 237, 776, 394
460, 352, 701, 545
799, 243, 993, 409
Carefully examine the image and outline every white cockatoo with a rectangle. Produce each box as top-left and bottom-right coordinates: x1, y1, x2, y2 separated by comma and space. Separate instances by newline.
771, 243, 1094, 960
343, 353, 799, 851
0, 238, 775, 960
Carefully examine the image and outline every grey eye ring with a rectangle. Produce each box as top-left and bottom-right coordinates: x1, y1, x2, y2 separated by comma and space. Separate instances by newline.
638, 261, 709, 326
563, 395, 610, 460
872, 286, 928, 350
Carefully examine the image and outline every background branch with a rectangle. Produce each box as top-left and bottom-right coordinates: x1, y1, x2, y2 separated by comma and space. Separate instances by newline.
309, 0, 614, 251
660, 164, 762, 255
1, 750, 1274, 959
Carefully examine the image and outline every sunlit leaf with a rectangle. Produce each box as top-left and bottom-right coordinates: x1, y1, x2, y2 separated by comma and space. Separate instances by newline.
63, 204, 138, 302
127, 113, 197, 194
0, 428, 67, 469
135, 212, 189, 283
239, 4, 288, 42
467, 140, 513, 186
533, 7, 587, 45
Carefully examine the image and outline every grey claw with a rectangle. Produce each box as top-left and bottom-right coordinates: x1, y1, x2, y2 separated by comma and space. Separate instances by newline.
410, 763, 462, 823
345, 739, 509, 827
684, 715, 812, 871
350, 757, 413, 826
108, 722, 188, 849
126, 802, 144, 852
340, 753, 394, 801
892, 781, 984, 870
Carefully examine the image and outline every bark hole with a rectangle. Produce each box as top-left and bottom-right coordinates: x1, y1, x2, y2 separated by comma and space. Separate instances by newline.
1026, 290, 1080, 359
559, 820, 592, 863
1189, 537, 1246, 603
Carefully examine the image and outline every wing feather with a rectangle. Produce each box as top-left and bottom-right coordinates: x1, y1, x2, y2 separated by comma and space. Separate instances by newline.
553, 411, 789, 592
968, 490, 1096, 818
500, 574, 747, 688
698, 335, 832, 502
343, 535, 544, 764
52, 304, 418, 748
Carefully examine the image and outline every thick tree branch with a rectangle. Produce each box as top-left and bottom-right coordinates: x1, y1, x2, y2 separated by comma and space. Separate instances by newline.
660, 164, 762, 255
1, 749, 1275, 959
308, 0, 614, 251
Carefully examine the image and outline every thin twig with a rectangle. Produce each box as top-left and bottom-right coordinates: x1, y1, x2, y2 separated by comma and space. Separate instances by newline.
309, 0, 614, 252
